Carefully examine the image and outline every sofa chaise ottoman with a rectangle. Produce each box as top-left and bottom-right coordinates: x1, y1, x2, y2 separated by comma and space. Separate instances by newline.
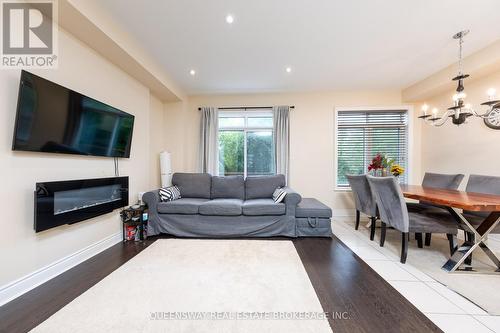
143, 173, 332, 238
295, 198, 333, 237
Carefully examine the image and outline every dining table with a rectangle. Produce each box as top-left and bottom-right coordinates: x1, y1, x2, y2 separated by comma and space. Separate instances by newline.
400, 184, 500, 274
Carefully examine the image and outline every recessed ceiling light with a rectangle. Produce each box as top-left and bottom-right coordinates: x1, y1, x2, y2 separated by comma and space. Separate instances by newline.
225, 14, 234, 24
189, 69, 196, 76
286, 67, 292, 73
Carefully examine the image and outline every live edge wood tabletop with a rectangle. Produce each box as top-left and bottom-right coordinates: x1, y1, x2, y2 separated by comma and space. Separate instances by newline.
400, 184, 500, 212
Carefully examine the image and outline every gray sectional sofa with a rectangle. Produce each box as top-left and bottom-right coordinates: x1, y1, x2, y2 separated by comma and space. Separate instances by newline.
143, 173, 332, 238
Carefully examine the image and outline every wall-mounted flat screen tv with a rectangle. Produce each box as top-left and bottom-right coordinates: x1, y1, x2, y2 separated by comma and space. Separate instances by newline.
12, 70, 135, 158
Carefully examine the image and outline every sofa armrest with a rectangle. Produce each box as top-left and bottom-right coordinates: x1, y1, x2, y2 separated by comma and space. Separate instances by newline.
142, 190, 163, 236
143, 190, 160, 216
282, 186, 302, 216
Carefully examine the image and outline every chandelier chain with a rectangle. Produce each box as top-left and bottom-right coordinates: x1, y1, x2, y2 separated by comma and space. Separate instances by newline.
458, 34, 464, 76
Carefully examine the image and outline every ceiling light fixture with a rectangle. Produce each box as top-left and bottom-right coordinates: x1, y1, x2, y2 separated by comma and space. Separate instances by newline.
419, 30, 499, 129
189, 69, 196, 76
225, 14, 234, 24
286, 67, 292, 73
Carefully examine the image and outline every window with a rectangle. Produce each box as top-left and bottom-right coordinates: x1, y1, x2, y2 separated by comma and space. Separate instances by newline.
336, 109, 409, 188
218, 110, 275, 177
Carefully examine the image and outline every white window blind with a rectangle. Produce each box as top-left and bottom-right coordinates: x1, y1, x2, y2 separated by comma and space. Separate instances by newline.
336, 110, 408, 188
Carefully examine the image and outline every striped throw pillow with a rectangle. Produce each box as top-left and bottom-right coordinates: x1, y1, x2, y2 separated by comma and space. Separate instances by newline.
159, 185, 181, 202
272, 187, 287, 203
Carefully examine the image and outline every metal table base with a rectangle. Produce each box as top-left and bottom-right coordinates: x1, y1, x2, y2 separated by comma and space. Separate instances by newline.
442, 208, 500, 274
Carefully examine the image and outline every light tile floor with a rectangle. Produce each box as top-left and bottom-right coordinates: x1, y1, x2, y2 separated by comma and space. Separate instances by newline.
333, 218, 500, 333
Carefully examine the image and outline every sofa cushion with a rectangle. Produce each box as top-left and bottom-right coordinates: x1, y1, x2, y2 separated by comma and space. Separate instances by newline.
157, 198, 209, 214
211, 176, 245, 200
295, 198, 332, 218
242, 199, 286, 216
172, 173, 211, 199
199, 199, 243, 216
245, 174, 286, 199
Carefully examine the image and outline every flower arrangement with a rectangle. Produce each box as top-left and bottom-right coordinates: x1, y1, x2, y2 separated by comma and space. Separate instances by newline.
367, 153, 384, 172
390, 164, 405, 177
368, 153, 394, 174
368, 153, 404, 177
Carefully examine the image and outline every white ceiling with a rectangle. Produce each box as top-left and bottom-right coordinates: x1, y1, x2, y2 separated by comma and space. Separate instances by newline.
94, 0, 500, 95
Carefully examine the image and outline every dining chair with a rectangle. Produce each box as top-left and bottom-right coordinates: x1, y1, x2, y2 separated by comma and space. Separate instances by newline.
462, 174, 500, 235
346, 174, 378, 240
407, 172, 464, 245
367, 176, 458, 263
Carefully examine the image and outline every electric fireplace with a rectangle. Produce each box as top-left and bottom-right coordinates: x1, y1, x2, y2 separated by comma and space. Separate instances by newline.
35, 177, 129, 232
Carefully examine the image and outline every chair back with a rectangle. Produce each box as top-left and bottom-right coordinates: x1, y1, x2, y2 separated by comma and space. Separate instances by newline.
346, 174, 377, 217
367, 176, 409, 232
464, 174, 500, 218
422, 172, 464, 190
420, 172, 465, 207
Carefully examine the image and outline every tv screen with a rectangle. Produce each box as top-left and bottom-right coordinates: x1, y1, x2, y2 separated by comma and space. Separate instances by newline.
12, 70, 134, 158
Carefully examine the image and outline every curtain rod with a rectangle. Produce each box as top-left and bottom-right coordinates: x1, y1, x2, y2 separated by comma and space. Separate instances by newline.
198, 106, 295, 111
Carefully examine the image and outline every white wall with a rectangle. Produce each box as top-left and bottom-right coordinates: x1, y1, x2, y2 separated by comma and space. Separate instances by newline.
163, 101, 188, 175
162, 90, 421, 215
149, 95, 165, 188
0, 28, 161, 288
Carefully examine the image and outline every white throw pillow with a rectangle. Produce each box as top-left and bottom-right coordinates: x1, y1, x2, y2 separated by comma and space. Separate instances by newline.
159, 185, 181, 202
272, 187, 287, 203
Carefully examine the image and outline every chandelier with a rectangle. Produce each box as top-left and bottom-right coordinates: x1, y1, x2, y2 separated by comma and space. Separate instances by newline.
419, 30, 500, 129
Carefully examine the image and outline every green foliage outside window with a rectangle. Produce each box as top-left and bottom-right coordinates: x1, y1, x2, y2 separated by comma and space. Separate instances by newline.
218, 130, 274, 176
219, 131, 244, 175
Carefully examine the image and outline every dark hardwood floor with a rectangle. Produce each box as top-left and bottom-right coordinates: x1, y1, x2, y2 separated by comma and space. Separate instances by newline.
0, 236, 441, 333
294, 238, 441, 332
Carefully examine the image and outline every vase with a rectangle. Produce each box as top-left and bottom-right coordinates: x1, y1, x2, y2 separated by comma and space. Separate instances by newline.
373, 169, 387, 177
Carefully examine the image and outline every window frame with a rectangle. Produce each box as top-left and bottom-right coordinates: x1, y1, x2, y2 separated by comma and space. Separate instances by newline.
218, 109, 275, 177
333, 106, 414, 191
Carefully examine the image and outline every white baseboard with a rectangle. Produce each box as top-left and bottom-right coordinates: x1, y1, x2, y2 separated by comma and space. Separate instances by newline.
0, 232, 122, 307
332, 209, 355, 218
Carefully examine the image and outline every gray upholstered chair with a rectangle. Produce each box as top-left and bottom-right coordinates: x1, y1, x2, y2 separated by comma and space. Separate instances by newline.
367, 176, 458, 263
346, 174, 378, 240
407, 172, 464, 246
462, 174, 500, 235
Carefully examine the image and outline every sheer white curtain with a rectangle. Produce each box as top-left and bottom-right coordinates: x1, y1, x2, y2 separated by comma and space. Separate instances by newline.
273, 106, 290, 183
199, 107, 219, 175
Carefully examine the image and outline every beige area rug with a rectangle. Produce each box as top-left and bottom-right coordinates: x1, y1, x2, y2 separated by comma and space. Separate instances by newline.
31, 239, 332, 333
342, 219, 500, 315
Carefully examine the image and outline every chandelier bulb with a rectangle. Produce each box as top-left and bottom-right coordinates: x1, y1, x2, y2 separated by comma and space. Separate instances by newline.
487, 88, 496, 100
